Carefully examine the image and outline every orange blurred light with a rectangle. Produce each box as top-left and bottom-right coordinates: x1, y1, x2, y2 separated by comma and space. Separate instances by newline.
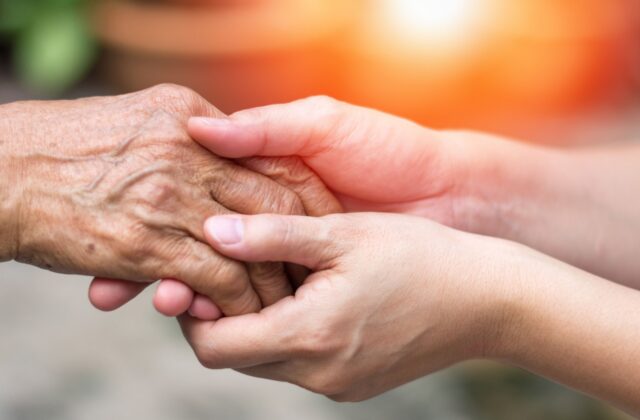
381, 0, 479, 46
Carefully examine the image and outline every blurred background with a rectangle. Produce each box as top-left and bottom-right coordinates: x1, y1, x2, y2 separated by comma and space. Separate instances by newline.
1, 0, 639, 419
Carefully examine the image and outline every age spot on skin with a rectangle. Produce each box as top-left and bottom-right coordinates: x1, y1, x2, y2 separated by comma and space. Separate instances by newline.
87, 243, 96, 254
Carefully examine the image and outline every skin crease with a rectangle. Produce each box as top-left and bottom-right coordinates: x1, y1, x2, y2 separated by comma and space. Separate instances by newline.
85, 96, 640, 412
187, 96, 640, 287
126, 96, 640, 318
183, 213, 640, 414
89, 154, 341, 318
0, 85, 341, 317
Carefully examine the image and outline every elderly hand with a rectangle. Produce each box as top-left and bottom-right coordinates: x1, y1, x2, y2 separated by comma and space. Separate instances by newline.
0, 85, 340, 316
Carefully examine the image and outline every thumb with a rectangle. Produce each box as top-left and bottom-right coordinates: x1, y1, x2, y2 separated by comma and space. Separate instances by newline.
187, 96, 344, 159
203, 214, 342, 270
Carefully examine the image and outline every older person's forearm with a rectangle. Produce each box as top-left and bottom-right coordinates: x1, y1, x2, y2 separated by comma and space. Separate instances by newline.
0, 103, 23, 262
448, 133, 640, 288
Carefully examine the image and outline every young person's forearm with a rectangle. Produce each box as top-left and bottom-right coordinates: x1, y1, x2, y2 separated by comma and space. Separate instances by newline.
448, 133, 640, 288
0, 103, 23, 262
499, 259, 640, 416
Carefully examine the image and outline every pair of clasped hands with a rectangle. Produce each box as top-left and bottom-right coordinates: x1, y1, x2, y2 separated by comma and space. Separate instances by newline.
53, 87, 638, 410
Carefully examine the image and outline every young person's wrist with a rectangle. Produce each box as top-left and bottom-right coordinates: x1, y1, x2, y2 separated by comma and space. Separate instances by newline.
442, 131, 569, 239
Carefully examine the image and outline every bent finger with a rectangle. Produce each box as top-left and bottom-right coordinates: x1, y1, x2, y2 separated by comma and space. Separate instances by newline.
153, 279, 195, 317
163, 238, 262, 316
204, 214, 341, 270
88, 278, 148, 311
188, 294, 223, 321
178, 302, 296, 369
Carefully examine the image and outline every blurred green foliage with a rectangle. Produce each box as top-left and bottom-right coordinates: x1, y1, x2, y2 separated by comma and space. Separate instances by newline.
0, 0, 97, 95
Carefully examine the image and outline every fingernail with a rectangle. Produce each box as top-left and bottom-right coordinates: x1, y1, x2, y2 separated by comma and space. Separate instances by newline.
206, 217, 244, 245
190, 117, 233, 127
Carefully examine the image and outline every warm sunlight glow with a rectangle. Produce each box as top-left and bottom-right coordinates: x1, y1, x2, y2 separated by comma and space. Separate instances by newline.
381, 0, 478, 46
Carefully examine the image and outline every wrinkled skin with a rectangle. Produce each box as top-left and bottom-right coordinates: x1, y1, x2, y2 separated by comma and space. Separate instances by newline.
0, 84, 341, 315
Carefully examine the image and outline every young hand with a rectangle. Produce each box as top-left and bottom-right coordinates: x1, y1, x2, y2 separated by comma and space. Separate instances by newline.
178, 212, 522, 401
180, 212, 640, 414
187, 96, 640, 288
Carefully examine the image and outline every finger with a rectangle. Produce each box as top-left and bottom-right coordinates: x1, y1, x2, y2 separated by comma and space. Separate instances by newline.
188, 294, 223, 321
88, 278, 148, 311
200, 160, 307, 307
237, 157, 343, 291
154, 280, 223, 321
188, 97, 343, 159
178, 301, 297, 369
157, 189, 292, 310
247, 262, 292, 306
239, 157, 344, 216
190, 97, 444, 205
163, 238, 262, 316
183, 191, 294, 309
203, 214, 341, 270
205, 158, 307, 216
153, 279, 195, 317
193, 176, 295, 307
186, 88, 227, 120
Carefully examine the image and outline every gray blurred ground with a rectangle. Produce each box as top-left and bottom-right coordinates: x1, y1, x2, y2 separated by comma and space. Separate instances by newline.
1, 73, 637, 420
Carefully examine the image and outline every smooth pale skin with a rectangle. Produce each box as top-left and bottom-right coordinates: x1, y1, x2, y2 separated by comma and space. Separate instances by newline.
89, 97, 640, 412
89, 94, 640, 414
0, 85, 341, 316
182, 212, 640, 415
187, 97, 640, 288
107, 95, 640, 318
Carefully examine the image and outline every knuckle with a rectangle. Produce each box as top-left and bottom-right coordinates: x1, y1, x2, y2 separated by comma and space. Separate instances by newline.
325, 214, 365, 243
271, 216, 296, 250
247, 157, 313, 186
303, 95, 344, 116
193, 347, 214, 369
247, 170, 306, 216
249, 262, 285, 285
146, 83, 200, 113
140, 178, 179, 210
304, 372, 348, 396
274, 191, 305, 216
209, 263, 250, 301
300, 96, 348, 133
253, 184, 305, 216
148, 83, 193, 101
278, 157, 320, 187
192, 344, 223, 370
120, 222, 156, 261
